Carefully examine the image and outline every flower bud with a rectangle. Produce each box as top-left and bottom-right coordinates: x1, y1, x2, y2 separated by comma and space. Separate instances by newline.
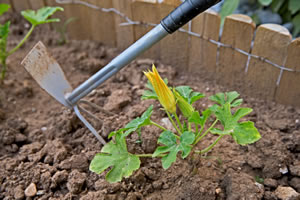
144, 65, 176, 114
173, 89, 194, 118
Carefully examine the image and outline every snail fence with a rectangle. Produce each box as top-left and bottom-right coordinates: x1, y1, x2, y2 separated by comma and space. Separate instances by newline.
2, 0, 300, 107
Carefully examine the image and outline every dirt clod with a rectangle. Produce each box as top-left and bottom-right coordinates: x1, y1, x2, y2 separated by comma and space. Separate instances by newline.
289, 177, 300, 193
264, 178, 278, 188
67, 170, 86, 194
275, 186, 300, 200
59, 154, 89, 170
105, 89, 132, 111
14, 185, 24, 200
51, 170, 69, 189
222, 169, 264, 200
290, 161, 300, 177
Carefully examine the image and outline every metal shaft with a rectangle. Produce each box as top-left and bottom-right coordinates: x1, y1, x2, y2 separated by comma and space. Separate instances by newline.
66, 24, 168, 105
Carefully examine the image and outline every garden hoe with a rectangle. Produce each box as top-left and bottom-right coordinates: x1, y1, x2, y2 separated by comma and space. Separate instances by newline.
21, 0, 221, 145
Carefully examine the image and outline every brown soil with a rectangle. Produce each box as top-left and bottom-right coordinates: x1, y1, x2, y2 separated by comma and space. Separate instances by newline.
1, 13, 300, 200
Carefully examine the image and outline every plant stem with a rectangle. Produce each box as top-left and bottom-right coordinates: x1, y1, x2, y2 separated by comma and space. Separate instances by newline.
136, 153, 166, 157
195, 135, 224, 154
150, 121, 167, 131
1, 58, 7, 80
193, 119, 218, 145
195, 124, 199, 133
8, 25, 35, 56
166, 111, 182, 135
174, 112, 183, 132
188, 122, 192, 132
195, 125, 204, 140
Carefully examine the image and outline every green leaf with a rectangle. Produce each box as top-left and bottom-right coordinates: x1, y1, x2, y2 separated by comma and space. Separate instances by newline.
175, 86, 192, 100
21, 6, 64, 26
142, 79, 168, 100
0, 21, 10, 39
90, 132, 140, 183
210, 128, 233, 135
214, 102, 236, 131
153, 131, 195, 169
0, 21, 10, 56
232, 121, 261, 145
233, 107, 253, 122
258, 0, 273, 6
210, 93, 225, 105
175, 86, 205, 104
190, 91, 205, 104
289, 0, 300, 15
292, 13, 300, 37
211, 103, 260, 145
220, 0, 240, 25
226, 91, 240, 104
124, 105, 153, 136
209, 91, 242, 107
214, 103, 252, 131
108, 128, 128, 139
271, 0, 285, 12
188, 109, 212, 127
231, 99, 243, 107
0, 4, 10, 16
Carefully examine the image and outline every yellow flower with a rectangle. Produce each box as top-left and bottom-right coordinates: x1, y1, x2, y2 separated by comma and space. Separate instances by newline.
144, 64, 176, 114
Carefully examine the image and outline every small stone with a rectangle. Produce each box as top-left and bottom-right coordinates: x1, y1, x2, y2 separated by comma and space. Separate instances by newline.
161, 118, 176, 132
36, 190, 45, 195
215, 188, 222, 194
255, 182, 264, 190
280, 166, 289, 175
41, 127, 47, 132
25, 183, 37, 197
275, 186, 300, 200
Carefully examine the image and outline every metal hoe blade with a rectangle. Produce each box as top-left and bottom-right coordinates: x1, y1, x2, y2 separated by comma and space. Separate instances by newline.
21, 41, 107, 145
21, 41, 73, 108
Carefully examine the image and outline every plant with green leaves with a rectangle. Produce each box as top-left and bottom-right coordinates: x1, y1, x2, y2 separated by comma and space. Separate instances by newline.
90, 64, 261, 183
0, 4, 63, 80
55, 17, 77, 45
220, 0, 300, 37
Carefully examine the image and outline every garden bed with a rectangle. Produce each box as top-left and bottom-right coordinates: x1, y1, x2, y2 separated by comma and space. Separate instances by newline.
0, 12, 300, 200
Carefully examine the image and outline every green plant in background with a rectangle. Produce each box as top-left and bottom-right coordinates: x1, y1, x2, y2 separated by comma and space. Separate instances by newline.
56, 17, 77, 45
0, 4, 63, 80
90, 65, 261, 183
220, 0, 300, 37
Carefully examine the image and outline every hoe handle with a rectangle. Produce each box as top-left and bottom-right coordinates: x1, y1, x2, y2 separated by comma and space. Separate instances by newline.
161, 0, 221, 34
66, 0, 221, 105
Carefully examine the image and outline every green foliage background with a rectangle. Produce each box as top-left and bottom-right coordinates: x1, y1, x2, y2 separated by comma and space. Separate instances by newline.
220, 0, 300, 37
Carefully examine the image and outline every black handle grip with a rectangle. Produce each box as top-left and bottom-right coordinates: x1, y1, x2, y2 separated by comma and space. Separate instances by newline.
161, 0, 221, 34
